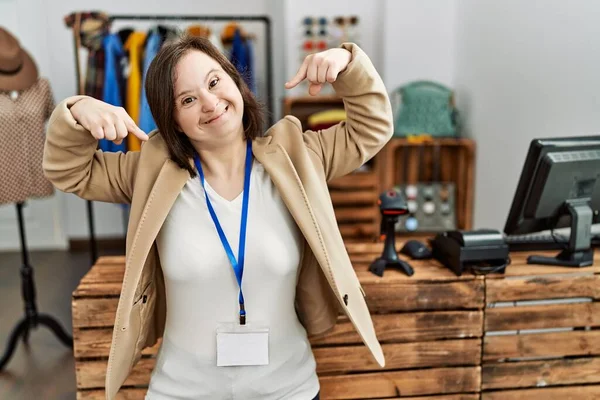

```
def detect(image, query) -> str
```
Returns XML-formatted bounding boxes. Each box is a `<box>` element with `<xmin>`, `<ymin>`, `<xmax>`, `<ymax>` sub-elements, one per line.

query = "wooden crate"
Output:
<box><xmin>72</xmin><ymin>243</ymin><xmax>484</xmax><ymax>399</ymax></box>
<box><xmin>481</xmin><ymin>251</ymin><xmax>600</xmax><ymax>400</ymax></box>
<box><xmin>328</xmin><ymin>171</ymin><xmax>380</xmax><ymax>240</ymax></box>
<box><xmin>379</xmin><ymin>138</ymin><xmax>476</xmax><ymax>231</ymax></box>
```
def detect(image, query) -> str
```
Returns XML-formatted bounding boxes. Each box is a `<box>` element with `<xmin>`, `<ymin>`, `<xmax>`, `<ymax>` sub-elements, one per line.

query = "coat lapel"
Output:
<box><xmin>252</xmin><ymin>140</ymin><xmax>336</xmax><ymax>287</ymax></box>
<box><xmin>126</xmin><ymin>159</ymin><xmax>190</xmax><ymax>289</ymax></box>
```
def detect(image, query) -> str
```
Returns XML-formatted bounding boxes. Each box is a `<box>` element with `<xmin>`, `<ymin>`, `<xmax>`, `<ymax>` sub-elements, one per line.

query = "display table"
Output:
<box><xmin>71</xmin><ymin>243</ymin><xmax>599</xmax><ymax>399</ymax></box>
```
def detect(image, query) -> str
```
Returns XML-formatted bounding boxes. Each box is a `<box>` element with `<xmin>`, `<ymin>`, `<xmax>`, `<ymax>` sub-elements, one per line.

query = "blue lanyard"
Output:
<box><xmin>193</xmin><ymin>139</ymin><xmax>253</xmax><ymax>325</ymax></box>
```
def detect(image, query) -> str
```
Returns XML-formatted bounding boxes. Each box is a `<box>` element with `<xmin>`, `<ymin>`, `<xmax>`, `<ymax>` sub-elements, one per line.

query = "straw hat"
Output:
<box><xmin>0</xmin><ymin>27</ymin><xmax>38</xmax><ymax>91</ymax></box>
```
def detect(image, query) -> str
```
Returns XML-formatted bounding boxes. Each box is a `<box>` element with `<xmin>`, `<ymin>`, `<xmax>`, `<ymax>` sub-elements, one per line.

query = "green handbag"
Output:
<box><xmin>392</xmin><ymin>80</ymin><xmax>459</xmax><ymax>137</ymax></box>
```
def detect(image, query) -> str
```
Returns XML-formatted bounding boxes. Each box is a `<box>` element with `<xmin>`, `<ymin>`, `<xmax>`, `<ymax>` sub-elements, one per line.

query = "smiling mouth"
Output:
<box><xmin>205</xmin><ymin>105</ymin><xmax>229</xmax><ymax>124</ymax></box>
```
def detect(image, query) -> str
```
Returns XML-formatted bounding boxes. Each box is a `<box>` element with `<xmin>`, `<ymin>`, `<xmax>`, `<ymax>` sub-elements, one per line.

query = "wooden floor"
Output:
<box><xmin>0</xmin><ymin>248</ymin><xmax>122</xmax><ymax>400</ymax></box>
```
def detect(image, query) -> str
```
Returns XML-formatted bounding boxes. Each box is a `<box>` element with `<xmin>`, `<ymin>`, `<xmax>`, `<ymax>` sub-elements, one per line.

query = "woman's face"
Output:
<box><xmin>173</xmin><ymin>50</ymin><xmax>244</xmax><ymax>147</ymax></box>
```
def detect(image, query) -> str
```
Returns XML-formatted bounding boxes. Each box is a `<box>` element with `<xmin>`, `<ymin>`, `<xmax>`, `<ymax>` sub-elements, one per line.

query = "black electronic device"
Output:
<box><xmin>504</xmin><ymin>136</ymin><xmax>600</xmax><ymax>267</ymax></box>
<box><xmin>400</xmin><ymin>240</ymin><xmax>433</xmax><ymax>260</ymax></box>
<box><xmin>370</xmin><ymin>189</ymin><xmax>414</xmax><ymax>277</ymax></box>
<box><xmin>430</xmin><ymin>229</ymin><xmax>510</xmax><ymax>276</ymax></box>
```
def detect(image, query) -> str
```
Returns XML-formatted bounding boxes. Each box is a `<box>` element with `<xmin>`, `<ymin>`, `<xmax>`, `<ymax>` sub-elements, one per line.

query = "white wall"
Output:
<box><xmin>454</xmin><ymin>0</ymin><xmax>600</xmax><ymax>230</ymax></box>
<box><xmin>382</xmin><ymin>0</ymin><xmax>456</xmax><ymax>93</ymax></box>
<box><xmin>0</xmin><ymin>0</ymin><xmax>286</xmax><ymax>249</ymax></box>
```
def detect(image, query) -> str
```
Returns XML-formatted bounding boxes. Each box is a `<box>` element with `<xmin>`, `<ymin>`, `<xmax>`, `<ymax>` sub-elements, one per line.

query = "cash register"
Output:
<box><xmin>431</xmin><ymin>135</ymin><xmax>600</xmax><ymax>275</ymax></box>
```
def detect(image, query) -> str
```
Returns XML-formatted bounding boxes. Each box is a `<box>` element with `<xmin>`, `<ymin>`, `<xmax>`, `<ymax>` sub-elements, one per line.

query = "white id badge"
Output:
<box><xmin>216</xmin><ymin>323</ymin><xmax>269</xmax><ymax>367</ymax></box>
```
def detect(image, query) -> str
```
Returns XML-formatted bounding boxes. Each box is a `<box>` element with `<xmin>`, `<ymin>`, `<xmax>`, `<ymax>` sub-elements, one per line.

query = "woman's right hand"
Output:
<box><xmin>70</xmin><ymin>97</ymin><xmax>148</xmax><ymax>146</ymax></box>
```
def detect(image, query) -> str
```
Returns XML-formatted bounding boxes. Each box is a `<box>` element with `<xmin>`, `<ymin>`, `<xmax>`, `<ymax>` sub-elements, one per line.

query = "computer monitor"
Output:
<box><xmin>504</xmin><ymin>136</ymin><xmax>600</xmax><ymax>267</ymax></box>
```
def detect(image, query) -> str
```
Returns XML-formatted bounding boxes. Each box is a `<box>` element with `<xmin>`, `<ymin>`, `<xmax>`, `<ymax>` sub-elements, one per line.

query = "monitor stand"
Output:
<box><xmin>528</xmin><ymin>199</ymin><xmax>594</xmax><ymax>267</ymax></box>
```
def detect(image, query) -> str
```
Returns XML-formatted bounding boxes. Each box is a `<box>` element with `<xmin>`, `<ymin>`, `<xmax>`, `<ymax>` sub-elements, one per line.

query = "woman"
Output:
<box><xmin>43</xmin><ymin>35</ymin><xmax>393</xmax><ymax>400</ymax></box>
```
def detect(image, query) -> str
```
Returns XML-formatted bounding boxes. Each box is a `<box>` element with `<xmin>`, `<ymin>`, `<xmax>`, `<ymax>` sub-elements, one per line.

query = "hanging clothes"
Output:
<box><xmin>0</xmin><ymin>78</ymin><xmax>55</xmax><ymax>204</ymax></box>
<box><xmin>156</xmin><ymin>24</ymin><xmax>180</xmax><ymax>44</ymax></box>
<box><xmin>64</xmin><ymin>12</ymin><xmax>110</xmax><ymax>99</ymax></box>
<box><xmin>117</xmin><ymin>28</ymin><xmax>134</xmax><ymax>108</ymax></box>
<box><xmin>123</xmin><ymin>31</ymin><xmax>146</xmax><ymax>151</ymax></box>
<box><xmin>139</xmin><ymin>31</ymin><xmax>161</xmax><ymax>134</ymax></box>
<box><xmin>230</xmin><ymin>28</ymin><xmax>255</xmax><ymax>93</ymax></box>
<box><xmin>100</xmin><ymin>33</ymin><xmax>127</xmax><ymax>153</ymax></box>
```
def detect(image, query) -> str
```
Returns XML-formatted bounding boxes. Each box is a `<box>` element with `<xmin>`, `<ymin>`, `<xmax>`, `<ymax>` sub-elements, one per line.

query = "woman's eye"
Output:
<box><xmin>182</xmin><ymin>97</ymin><xmax>194</xmax><ymax>105</ymax></box>
<box><xmin>209</xmin><ymin>77</ymin><xmax>220</xmax><ymax>89</ymax></box>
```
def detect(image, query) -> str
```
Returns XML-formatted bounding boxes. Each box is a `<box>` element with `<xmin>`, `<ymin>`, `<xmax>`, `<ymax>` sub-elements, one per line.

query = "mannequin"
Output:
<box><xmin>0</xmin><ymin>27</ymin><xmax>72</xmax><ymax>370</ymax></box>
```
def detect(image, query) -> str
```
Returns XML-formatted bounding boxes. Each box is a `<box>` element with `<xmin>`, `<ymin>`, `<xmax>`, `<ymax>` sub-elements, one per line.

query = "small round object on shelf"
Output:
<box><xmin>439</xmin><ymin>185</ymin><xmax>450</xmax><ymax>202</ymax></box>
<box><xmin>423</xmin><ymin>201</ymin><xmax>435</xmax><ymax>215</ymax></box>
<box><xmin>405</xmin><ymin>216</ymin><xmax>419</xmax><ymax>231</ymax></box>
<box><xmin>440</xmin><ymin>202</ymin><xmax>452</xmax><ymax>215</ymax></box>
<box><xmin>407</xmin><ymin>200</ymin><xmax>418</xmax><ymax>214</ymax></box>
<box><xmin>422</xmin><ymin>185</ymin><xmax>434</xmax><ymax>200</ymax></box>
<box><xmin>405</xmin><ymin>185</ymin><xmax>418</xmax><ymax>200</ymax></box>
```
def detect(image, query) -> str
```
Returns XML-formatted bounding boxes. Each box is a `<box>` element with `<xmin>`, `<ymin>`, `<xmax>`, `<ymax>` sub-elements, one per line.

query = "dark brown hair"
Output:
<box><xmin>145</xmin><ymin>34</ymin><xmax>265</xmax><ymax>176</ymax></box>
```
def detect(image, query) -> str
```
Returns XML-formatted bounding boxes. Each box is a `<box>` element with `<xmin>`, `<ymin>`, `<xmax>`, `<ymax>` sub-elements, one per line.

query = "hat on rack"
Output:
<box><xmin>0</xmin><ymin>27</ymin><xmax>38</xmax><ymax>91</ymax></box>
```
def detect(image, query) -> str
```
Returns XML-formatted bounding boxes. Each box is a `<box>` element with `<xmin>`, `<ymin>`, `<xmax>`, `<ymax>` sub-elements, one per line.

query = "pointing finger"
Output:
<box><xmin>285</xmin><ymin>58</ymin><xmax>308</xmax><ymax>89</ymax></box>
<box><xmin>125</xmin><ymin>117</ymin><xmax>148</xmax><ymax>141</ymax></box>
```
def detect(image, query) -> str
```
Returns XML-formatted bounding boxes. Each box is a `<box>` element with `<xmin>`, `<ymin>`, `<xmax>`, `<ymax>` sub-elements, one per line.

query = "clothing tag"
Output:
<box><xmin>216</xmin><ymin>323</ymin><xmax>269</xmax><ymax>367</ymax></box>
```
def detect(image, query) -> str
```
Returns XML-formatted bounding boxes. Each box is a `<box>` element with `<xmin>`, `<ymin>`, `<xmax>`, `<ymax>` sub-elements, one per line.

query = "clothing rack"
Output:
<box><xmin>108</xmin><ymin>14</ymin><xmax>274</xmax><ymax>121</ymax></box>
<box><xmin>68</xmin><ymin>14</ymin><xmax>274</xmax><ymax>264</ymax></box>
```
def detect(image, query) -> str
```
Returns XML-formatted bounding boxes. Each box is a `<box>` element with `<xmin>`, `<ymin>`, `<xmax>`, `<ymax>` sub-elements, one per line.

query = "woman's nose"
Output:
<box><xmin>198</xmin><ymin>89</ymin><xmax>218</xmax><ymax>113</ymax></box>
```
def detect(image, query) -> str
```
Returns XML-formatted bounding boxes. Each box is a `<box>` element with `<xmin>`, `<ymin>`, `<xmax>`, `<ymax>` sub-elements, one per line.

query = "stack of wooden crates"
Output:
<box><xmin>72</xmin><ymin>247</ymin><xmax>600</xmax><ymax>399</ymax></box>
<box><xmin>72</xmin><ymin>243</ymin><xmax>485</xmax><ymax>399</ymax></box>
<box><xmin>481</xmin><ymin>252</ymin><xmax>600</xmax><ymax>400</ymax></box>
<box><xmin>283</xmin><ymin>96</ymin><xmax>476</xmax><ymax>241</ymax></box>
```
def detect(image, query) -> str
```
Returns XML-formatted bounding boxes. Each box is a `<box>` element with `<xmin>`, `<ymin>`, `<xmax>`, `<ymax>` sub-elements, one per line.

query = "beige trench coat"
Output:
<box><xmin>43</xmin><ymin>43</ymin><xmax>393</xmax><ymax>399</ymax></box>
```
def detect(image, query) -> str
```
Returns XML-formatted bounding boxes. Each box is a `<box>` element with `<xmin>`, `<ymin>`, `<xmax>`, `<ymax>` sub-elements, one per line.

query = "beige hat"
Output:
<box><xmin>0</xmin><ymin>27</ymin><xmax>38</xmax><ymax>91</ymax></box>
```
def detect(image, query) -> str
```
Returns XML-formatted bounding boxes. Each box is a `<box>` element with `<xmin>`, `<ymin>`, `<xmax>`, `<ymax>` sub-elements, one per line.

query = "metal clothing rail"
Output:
<box><xmin>68</xmin><ymin>13</ymin><xmax>274</xmax><ymax>265</ymax></box>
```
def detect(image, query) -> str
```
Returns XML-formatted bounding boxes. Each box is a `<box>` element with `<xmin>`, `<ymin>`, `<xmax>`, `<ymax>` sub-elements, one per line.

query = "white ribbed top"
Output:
<box><xmin>146</xmin><ymin>160</ymin><xmax>320</xmax><ymax>400</ymax></box>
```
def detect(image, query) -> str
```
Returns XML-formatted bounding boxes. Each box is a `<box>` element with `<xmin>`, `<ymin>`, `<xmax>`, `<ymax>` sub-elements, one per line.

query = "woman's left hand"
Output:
<box><xmin>285</xmin><ymin>48</ymin><xmax>352</xmax><ymax>96</ymax></box>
